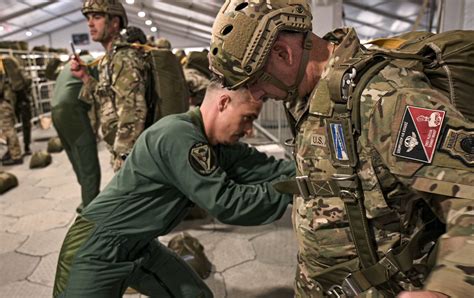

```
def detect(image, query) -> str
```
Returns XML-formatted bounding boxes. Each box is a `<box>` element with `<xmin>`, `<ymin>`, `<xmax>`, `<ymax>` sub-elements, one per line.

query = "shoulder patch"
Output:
<box><xmin>393</xmin><ymin>106</ymin><xmax>445</xmax><ymax>163</ymax></box>
<box><xmin>189</xmin><ymin>143</ymin><xmax>217</xmax><ymax>176</ymax></box>
<box><xmin>439</xmin><ymin>126</ymin><xmax>474</xmax><ymax>166</ymax></box>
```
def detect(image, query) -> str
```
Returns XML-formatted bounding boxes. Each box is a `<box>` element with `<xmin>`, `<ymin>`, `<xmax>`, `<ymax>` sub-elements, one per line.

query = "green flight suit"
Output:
<box><xmin>51</xmin><ymin>57</ymin><xmax>100</xmax><ymax>207</ymax></box>
<box><xmin>54</xmin><ymin>108</ymin><xmax>295</xmax><ymax>297</ymax></box>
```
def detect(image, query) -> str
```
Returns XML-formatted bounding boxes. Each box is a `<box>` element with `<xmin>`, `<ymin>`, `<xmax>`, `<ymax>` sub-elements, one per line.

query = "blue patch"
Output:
<box><xmin>330</xmin><ymin>123</ymin><xmax>349</xmax><ymax>161</ymax></box>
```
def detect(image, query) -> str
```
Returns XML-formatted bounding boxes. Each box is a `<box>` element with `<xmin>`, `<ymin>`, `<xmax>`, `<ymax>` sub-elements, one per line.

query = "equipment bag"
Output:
<box><xmin>146</xmin><ymin>48</ymin><xmax>190</xmax><ymax>126</ymax></box>
<box><xmin>29</xmin><ymin>151</ymin><xmax>52</xmax><ymax>169</ymax></box>
<box><xmin>167</xmin><ymin>232</ymin><xmax>212</xmax><ymax>279</ymax></box>
<box><xmin>1</xmin><ymin>56</ymin><xmax>28</xmax><ymax>92</ymax></box>
<box><xmin>47</xmin><ymin>137</ymin><xmax>64</xmax><ymax>153</ymax></box>
<box><xmin>0</xmin><ymin>171</ymin><xmax>18</xmax><ymax>194</ymax></box>
<box><xmin>360</xmin><ymin>30</ymin><xmax>474</xmax><ymax>122</ymax></box>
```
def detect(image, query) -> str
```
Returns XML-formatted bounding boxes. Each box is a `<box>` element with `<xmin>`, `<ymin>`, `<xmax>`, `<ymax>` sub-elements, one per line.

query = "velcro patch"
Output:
<box><xmin>393</xmin><ymin>106</ymin><xmax>445</xmax><ymax>163</ymax></box>
<box><xmin>329</xmin><ymin>123</ymin><xmax>349</xmax><ymax>161</ymax></box>
<box><xmin>311</xmin><ymin>134</ymin><xmax>327</xmax><ymax>147</ymax></box>
<box><xmin>189</xmin><ymin>143</ymin><xmax>217</xmax><ymax>176</ymax></box>
<box><xmin>439</xmin><ymin>127</ymin><xmax>474</xmax><ymax>166</ymax></box>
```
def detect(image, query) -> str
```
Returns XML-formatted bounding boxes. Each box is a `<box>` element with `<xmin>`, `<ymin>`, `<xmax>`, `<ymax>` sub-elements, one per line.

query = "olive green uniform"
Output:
<box><xmin>51</xmin><ymin>56</ymin><xmax>101</xmax><ymax>207</ymax></box>
<box><xmin>54</xmin><ymin>108</ymin><xmax>295</xmax><ymax>297</ymax></box>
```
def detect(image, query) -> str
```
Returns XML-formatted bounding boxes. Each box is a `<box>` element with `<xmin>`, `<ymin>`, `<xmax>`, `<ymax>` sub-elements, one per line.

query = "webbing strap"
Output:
<box><xmin>347</xmin><ymin>219</ymin><xmax>443</xmax><ymax>292</ymax></box>
<box><xmin>272</xmin><ymin>177</ymin><xmax>339</xmax><ymax>198</ymax></box>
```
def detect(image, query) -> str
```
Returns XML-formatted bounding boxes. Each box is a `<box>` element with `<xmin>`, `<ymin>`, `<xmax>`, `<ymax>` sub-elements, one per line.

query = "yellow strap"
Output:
<box><xmin>0</xmin><ymin>58</ymin><xmax>4</xmax><ymax>75</ymax></box>
<box><xmin>365</xmin><ymin>38</ymin><xmax>407</xmax><ymax>50</ymax></box>
<box><xmin>86</xmin><ymin>55</ymin><xmax>104</xmax><ymax>68</ymax></box>
<box><xmin>130</xmin><ymin>43</ymin><xmax>157</xmax><ymax>52</ymax></box>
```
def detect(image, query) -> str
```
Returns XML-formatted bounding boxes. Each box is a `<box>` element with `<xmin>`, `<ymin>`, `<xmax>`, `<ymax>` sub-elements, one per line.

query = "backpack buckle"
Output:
<box><xmin>326</xmin><ymin>285</ymin><xmax>346</xmax><ymax>298</ymax></box>
<box><xmin>341</xmin><ymin>67</ymin><xmax>357</xmax><ymax>102</ymax></box>
<box><xmin>341</xmin><ymin>274</ymin><xmax>364</xmax><ymax>297</ymax></box>
<box><xmin>295</xmin><ymin>175</ymin><xmax>314</xmax><ymax>201</ymax></box>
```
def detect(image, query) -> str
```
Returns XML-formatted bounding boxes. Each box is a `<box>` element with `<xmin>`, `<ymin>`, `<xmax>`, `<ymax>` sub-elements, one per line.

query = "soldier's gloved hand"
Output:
<box><xmin>397</xmin><ymin>291</ymin><xmax>448</xmax><ymax>298</ymax></box>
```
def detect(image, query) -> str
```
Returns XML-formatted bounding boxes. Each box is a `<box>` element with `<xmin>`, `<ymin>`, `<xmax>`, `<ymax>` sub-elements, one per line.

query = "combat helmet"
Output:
<box><xmin>209</xmin><ymin>0</ymin><xmax>312</xmax><ymax>92</ymax></box>
<box><xmin>156</xmin><ymin>38</ymin><xmax>172</xmax><ymax>50</ymax></box>
<box><xmin>82</xmin><ymin>0</ymin><xmax>128</xmax><ymax>28</ymax></box>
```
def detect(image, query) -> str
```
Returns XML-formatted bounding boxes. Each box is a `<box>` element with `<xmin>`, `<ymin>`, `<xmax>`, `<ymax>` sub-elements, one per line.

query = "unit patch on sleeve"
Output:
<box><xmin>189</xmin><ymin>143</ymin><xmax>217</xmax><ymax>176</ymax></box>
<box><xmin>393</xmin><ymin>106</ymin><xmax>445</xmax><ymax>163</ymax></box>
<box><xmin>439</xmin><ymin>127</ymin><xmax>474</xmax><ymax>166</ymax></box>
<box><xmin>329</xmin><ymin>123</ymin><xmax>349</xmax><ymax>161</ymax></box>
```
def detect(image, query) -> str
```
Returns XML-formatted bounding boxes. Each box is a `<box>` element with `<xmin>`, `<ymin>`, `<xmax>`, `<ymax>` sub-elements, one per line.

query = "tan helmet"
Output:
<box><xmin>82</xmin><ymin>0</ymin><xmax>128</xmax><ymax>28</ymax></box>
<box><xmin>156</xmin><ymin>38</ymin><xmax>172</xmax><ymax>50</ymax></box>
<box><xmin>209</xmin><ymin>0</ymin><xmax>312</xmax><ymax>90</ymax></box>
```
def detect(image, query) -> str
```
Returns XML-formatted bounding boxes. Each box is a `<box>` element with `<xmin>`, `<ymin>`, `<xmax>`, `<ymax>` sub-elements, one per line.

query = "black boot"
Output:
<box><xmin>1</xmin><ymin>151</ymin><xmax>11</xmax><ymax>162</ymax></box>
<box><xmin>24</xmin><ymin>145</ymin><xmax>32</xmax><ymax>156</ymax></box>
<box><xmin>3</xmin><ymin>157</ymin><xmax>23</xmax><ymax>166</ymax></box>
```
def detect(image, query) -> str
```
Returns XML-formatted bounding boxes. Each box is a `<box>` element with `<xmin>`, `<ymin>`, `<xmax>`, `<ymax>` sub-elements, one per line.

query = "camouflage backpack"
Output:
<box><xmin>119</xmin><ymin>39</ymin><xmax>189</xmax><ymax>127</ymax></box>
<box><xmin>338</xmin><ymin>30</ymin><xmax>474</xmax><ymax>123</ymax></box>
<box><xmin>0</xmin><ymin>171</ymin><xmax>18</xmax><ymax>194</ymax></box>
<box><xmin>0</xmin><ymin>56</ymin><xmax>28</xmax><ymax>92</ymax></box>
<box><xmin>29</xmin><ymin>151</ymin><xmax>52</xmax><ymax>169</ymax></box>
<box><xmin>167</xmin><ymin>232</ymin><xmax>212</xmax><ymax>279</ymax></box>
<box><xmin>145</xmin><ymin>47</ymin><xmax>190</xmax><ymax>126</ymax></box>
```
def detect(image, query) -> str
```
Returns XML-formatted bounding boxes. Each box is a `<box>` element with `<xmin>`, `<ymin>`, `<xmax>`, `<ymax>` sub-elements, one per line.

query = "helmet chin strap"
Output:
<box><xmin>257</xmin><ymin>32</ymin><xmax>312</xmax><ymax>102</ymax></box>
<box><xmin>97</xmin><ymin>14</ymin><xmax>113</xmax><ymax>42</ymax></box>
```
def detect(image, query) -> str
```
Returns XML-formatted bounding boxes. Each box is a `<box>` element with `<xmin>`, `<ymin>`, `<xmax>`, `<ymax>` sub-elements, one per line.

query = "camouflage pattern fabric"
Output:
<box><xmin>80</xmin><ymin>36</ymin><xmax>147</xmax><ymax>172</ymax></box>
<box><xmin>183</xmin><ymin>68</ymin><xmax>210</xmax><ymax>106</ymax></box>
<box><xmin>293</xmin><ymin>28</ymin><xmax>474</xmax><ymax>297</ymax></box>
<box><xmin>0</xmin><ymin>87</ymin><xmax>22</xmax><ymax>160</ymax></box>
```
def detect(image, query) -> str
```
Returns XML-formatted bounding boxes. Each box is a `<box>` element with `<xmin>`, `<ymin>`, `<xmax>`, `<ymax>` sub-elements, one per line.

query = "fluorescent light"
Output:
<box><xmin>138</xmin><ymin>11</ymin><xmax>146</xmax><ymax>18</ymax></box>
<box><xmin>150</xmin><ymin>26</ymin><xmax>157</xmax><ymax>32</ymax></box>
<box><xmin>25</xmin><ymin>30</ymin><xmax>32</xmax><ymax>37</ymax></box>
<box><xmin>0</xmin><ymin>25</ymin><xmax>4</xmax><ymax>32</ymax></box>
<box><xmin>125</xmin><ymin>0</ymin><xmax>135</xmax><ymax>4</ymax></box>
<box><xmin>145</xmin><ymin>19</ymin><xmax>152</xmax><ymax>26</ymax></box>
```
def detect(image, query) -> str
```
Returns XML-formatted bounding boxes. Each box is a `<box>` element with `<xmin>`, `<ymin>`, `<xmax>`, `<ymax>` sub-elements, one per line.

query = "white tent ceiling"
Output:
<box><xmin>0</xmin><ymin>0</ymin><xmax>443</xmax><ymax>50</ymax></box>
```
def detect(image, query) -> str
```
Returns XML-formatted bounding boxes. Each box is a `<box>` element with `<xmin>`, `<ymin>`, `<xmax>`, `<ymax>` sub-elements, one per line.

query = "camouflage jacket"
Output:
<box><xmin>292</xmin><ymin>27</ymin><xmax>473</xmax><ymax>297</ymax></box>
<box><xmin>80</xmin><ymin>36</ymin><xmax>148</xmax><ymax>157</ymax></box>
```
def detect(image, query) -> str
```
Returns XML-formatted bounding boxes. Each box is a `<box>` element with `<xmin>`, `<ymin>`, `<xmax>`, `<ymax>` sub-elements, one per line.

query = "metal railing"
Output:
<box><xmin>254</xmin><ymin>99</ymin><xmax>293</xmax><ymax>157</ymax></box>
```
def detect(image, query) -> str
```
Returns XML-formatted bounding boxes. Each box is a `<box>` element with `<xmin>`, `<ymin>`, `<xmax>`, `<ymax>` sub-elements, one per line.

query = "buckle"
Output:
<box><xmin>326</xmin><ymin>285</ymin><xmax>346</xmax><ymax>298</ymax></box>
<box><xmin>339</xmin><ymin>190</ymin><xmax>358</xmax><ymax>204</ymax></box>
<box><xmin>379</xmin><ymin>249</ymin><xmax>400</xmax><ymax>277</ymax></box>
<box><xmin>331</xmin><ymin>173</ymin><xmax>357</xmax><ymax>181</ymax></box>
<box><xmin>295</xmin><ymin>175</ymin><xmax>314</xmax><ymax>201</ymax></box>
<box><xmin>341</xmin><ymin>274</ymin><xmax>363</xmax><ymax>297</ymax></box>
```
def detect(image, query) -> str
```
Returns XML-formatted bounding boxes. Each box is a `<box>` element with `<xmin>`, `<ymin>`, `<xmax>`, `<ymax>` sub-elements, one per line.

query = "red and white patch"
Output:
<box><xmin>393</xmin><ymin>106</ymin><xmax>446</xmax><ymax>163</ymax></box>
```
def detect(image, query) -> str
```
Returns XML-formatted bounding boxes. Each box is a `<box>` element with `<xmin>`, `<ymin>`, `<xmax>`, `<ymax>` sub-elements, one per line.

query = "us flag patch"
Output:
<box><xmin>393</xmin><ymin>106</ymin><xmax>445</xmax><ymax>163</ymax></box>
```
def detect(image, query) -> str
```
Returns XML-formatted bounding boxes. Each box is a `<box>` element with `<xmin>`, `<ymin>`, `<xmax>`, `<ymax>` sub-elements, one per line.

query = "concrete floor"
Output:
<box><xmin>0</xmin><ymin>125</ymin><xmax>297</xmax><ymax>298</ymax></box>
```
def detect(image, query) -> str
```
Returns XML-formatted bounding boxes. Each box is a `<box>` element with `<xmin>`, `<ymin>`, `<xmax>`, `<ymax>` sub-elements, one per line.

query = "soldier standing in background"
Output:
<box><xmin>71</xmin><ymin>0</ymin><xmax>148</xmax><ymax>172</ymax></box>
<box><xmin>183</xmin><ymin>50</ymin><xmax>211</xmax><ymax>107</ymax></box>
<box><xmin>209</xmin><ymin>1</ymin><xmax>473</xmax><ymax>297</ymax></box>
<box><xmin>0</xmin><ymin>84</ymin><xmax>23</xmax><ymax>166</ymax></box>
<box><xmin>51</xmin><ymin>51</ymin><xmax>101</xmax><ymax>210</ymax></box>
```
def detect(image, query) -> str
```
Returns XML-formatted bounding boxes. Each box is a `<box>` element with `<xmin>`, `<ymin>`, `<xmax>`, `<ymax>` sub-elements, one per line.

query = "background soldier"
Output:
<box><xmin>183</xmin><ymin>50</ymin><xmax>211</xmax><ymax>106</ymax></box>
<box><xmin>71</xmin><ymin>0</ymin><xmax>148</xmax><ymax>172</ymax></box>
<box><xmin>209</xmin><ymin>1</ymin><xmax>473</xmax><ymax>297</ymax></box>
<box><xmin>0</xmin><ymin>84</ymin><xmax>23</xmax><ymax>165</ymax></box>
<box><xmin>51</xmin><ymin>51</ymin><xmax>101</xmax><ymax>210</ymax></box>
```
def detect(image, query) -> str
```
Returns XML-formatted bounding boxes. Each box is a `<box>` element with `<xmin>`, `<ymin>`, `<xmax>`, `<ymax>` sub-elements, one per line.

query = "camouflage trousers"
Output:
<box><xmin>0</xmin><ymin>99</ymin><xmax>22</xmax><ymax>159</ymax></box>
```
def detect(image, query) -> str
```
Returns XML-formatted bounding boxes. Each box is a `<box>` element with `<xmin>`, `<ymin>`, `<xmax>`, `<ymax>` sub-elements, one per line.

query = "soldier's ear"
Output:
<box><xmin>218</xmin><ymin>94</ymin><xmax>230</xmax><ymax>112</ymax></box>
<box><xmin>271</xmin><ymin>40</ymin><xmax>293</xmax><ymax>66</ymax></box>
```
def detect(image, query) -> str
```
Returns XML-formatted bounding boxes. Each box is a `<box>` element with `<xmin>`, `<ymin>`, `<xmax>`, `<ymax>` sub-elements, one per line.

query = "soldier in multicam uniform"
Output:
<box><xmin>183</xmin><ymin>51</ymin><xmax>211</xmax><ymax>106</ymax></box>
<box><xmin>209</xmin><ymin>1</ymin><xmax>473</xmax><ymax>297</ymax></box>
<box><xmin>0</xmin><ymin>83</ymin><xmax>23</xmax><ymax>165</ymax></box>
<box><xmin>71</xmin><ymin>0</ymin><xmax>147</xmax><ymax>172</ymax></box>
